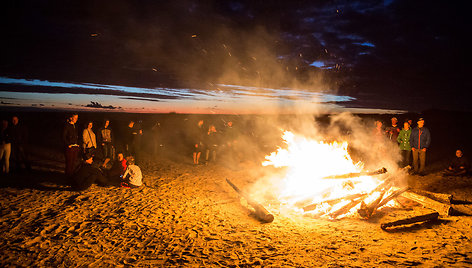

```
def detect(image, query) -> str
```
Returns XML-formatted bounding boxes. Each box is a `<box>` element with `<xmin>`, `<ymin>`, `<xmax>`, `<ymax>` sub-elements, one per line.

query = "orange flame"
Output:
<box><xmin>263</xmin><ymin>131</ymin><xmax>384</xmax><ymax>218</ymax></box>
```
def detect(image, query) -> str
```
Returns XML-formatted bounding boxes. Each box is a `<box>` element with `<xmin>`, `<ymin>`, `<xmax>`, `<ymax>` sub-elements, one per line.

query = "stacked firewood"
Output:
<box><xmin>300</xmin><ymin>171</ymin><xmax>406</xmax><ymax>219</ymax></box>
<box><xmin>298</xmin><ymin>167</ymin><xmax>472</xmax><ymax>230</ymax></box>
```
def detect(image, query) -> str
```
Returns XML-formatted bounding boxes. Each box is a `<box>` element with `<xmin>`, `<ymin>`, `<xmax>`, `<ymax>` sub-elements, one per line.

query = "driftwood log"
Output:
<box><xmin>409</xmin><ymin>189</ymin><xmax>453</xmax><ymax>204</ymax></box>
<box><xmin>380</xmin><ymin>212</ymin><xmax>439</xmax><ymax>230</ymax></box>
<box><xmin>322</xmin><ymin>167</ymin><xmax>387</xmax><ymax>179</ymax></box>
<box><xmin>225</xmin><ymin>178</ymin><xmax>274</xmax><ymax>223</ymax></box>
<box><xmin>400</xmin><ymin>190</ymin><xmax>452</xmax><ymax>216</ymax></box>
<box><xmin>451</xmin><ymin>204</ymin><xmax>472</xmax><ymax>216</ymax></box>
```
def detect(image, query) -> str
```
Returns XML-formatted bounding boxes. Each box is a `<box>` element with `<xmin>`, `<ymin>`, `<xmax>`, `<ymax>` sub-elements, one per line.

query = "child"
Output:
<box><xmin>121</xmin><ymin>156</ymin><xmax>142</xmax><ymax>188</ymax></box>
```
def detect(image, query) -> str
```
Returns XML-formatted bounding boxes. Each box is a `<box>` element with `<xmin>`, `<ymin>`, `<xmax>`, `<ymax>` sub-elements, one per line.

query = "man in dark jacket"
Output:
<box><xmin>62</xmin><ymin>114</ymin><xmax>80</xmax><ymax>177</ymax></box>
<box><xmin>409</xmin><ymin>118</ymin><xmax>431</xmax><ymax>175</ymax></box>
<box><xmin>10</xmin><ymin>116</ymin><xmax>31</xmax><ymax>172</ymax></box>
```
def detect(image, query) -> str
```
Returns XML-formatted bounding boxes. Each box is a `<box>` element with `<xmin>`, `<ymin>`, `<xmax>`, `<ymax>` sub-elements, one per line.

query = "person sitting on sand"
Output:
<box><xmin>121</xmin><ymin>156</ymin><xmax>142</xmax><ymax>188</ymax></box>
<box><xmin>443</xmin><ymin>149</ymin><xmax>470</xmax><ymax>176</ymax></box>
<box><xmin>71</xmin><ymin>152</ymin><xmax>110</xmax><ymax>191</ymax></box>
<box><xmin>107</xmin><ymin>152</ymin><xmax>127</xmax><ymax>184</ymax></box>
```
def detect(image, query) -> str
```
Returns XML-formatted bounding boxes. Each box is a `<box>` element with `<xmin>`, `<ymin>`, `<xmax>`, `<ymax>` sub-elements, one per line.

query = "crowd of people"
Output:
<box><xmin>375</xmin><ymin>116</ymin><xmax>469</xmax><ymax>177</ymax></box>
<box><xmin>0</xmin><ymin>114</ymin><xmax>470</xmax><ymax>190</ymax></box>
<box><xmin>62</xmin><ymin>114</ymin><xmax>144</xmax><ymax>191</ymax></box>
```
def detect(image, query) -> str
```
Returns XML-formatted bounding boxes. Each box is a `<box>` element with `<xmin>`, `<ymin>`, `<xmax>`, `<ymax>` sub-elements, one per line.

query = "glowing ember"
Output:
<box><xmin>263</xmin><ymin>131</ymin><xmax>388</xmax><ymax>218</ymax></box>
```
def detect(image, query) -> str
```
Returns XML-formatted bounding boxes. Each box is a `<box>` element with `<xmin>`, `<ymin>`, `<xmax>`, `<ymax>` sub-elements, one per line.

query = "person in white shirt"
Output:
<box><xmin>121</xmin><ymin>156</ymin><xmax>142</xmax><ymax>188</ymax></box>
<box><xmin>83</xmin><ymin>121</ymin><xmax>97</xmax><ymax>154</ymax></box>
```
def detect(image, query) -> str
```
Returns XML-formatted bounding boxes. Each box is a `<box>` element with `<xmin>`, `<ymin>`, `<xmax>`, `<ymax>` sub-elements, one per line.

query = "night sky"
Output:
<box><xmin>0</xmin><ymin>0</ymin><xmax>470</xmax><ymax>113</ymax></box>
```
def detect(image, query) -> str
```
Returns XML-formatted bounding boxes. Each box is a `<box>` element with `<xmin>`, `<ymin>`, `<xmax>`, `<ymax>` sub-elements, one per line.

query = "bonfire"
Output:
<box><xmin>261</xmin><ymin>130</ymin><xmax>398</xmax><ymax>219</ymax></box>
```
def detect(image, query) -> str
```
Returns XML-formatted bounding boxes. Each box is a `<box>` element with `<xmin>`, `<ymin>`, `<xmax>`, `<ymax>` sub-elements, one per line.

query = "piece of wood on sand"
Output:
<box><xmin>400</xmin><ymin>190</ymin><xmax>452</xmax><ymax>216</ymax></box>
<box><xmin>409</xmin><ymin>189</ymin><xmax>453</xmax><ymax>204</ymax></box>
<box><xmin>450</xmin><ymin>204</ymin><xmax>472</xmax><ymax>216</ymax></box>
<box><xmin>225</xmin><ymin>178</ymin><xmax>274</xmax><ymax>223</ymax></box>
<box><xmin>381</xmin><ymin>212</ymin><xmax>439</xmax><ymax>230</ymax></box>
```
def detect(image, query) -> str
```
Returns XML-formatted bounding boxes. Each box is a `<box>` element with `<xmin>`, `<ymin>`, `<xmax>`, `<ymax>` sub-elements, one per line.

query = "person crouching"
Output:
<box><xmin>71</xmin><ymin>152</ymin><xmax>110</xmax><ymax>191</ymax></box>
<box><xmin>121</xmin><ymin>156</ymin><xmax>142</xmax><ymax>188</ymax></box>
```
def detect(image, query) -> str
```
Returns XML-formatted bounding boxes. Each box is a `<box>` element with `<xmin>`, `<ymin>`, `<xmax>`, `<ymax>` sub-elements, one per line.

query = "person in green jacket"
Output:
<box><xmin>397</xmin><ymin>121</ymin><xmax>412</xmax><ymax>167</ymax></box>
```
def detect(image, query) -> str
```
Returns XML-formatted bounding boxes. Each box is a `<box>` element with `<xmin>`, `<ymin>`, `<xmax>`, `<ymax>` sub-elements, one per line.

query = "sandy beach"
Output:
<box><xmin>1</xmin><ymin>110</ymin><xmax>472</xmax><ymax>267</ymax></box>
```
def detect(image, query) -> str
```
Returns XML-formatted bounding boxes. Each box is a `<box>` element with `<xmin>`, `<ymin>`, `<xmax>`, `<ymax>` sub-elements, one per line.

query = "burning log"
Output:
<box><xmin>400</xmin><ymin>190</ymin><xmax>452</xmax><ymax>216</ymax></box>
<box><xmin>380</xmin><ymin>212</ymin><xmax>439</xmax><ymax>230</ymax></box>
<box><xmin>329</xmin><ymin>196</ymin><xmax>365</xmax><ymax>218</ymax></box>
<box><xmin>357</xmin><ymin>187</ymin><xmax>409</xmax><ymax>219</ymax></box>
<box><xmin>303</xmin><ymin>193</ymin><xmax>367</xmax><ymax>212</ymax></box>
<box><xmin>293</xmin><ymin>180</ymin><xmax>361</xmax><ymax>208</ymax></box>
<box><xmin>322</xmin><ymin>167</ymin><xmax>387</xmax><ymax>180</ymax></box>
<box><xmin>325</xmin><ymin>176</ymin><xmax>396</xmax><ymax>218</ymax></box>
<box><xmin>225</xmin><ymin>178</ymin><xmax>274</xmax><ymax>223</ymax></box>
<box><xmin>357</xmin><ymin>191</ymin><xmax>386</xmax><ymax>219</ymax></box>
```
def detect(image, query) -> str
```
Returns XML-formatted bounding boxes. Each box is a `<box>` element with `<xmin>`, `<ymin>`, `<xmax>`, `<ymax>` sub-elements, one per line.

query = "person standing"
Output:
<box><xmin>82</xmin><ymin>121</ymin><xmax>97</xmax><ymax>155</ymax></box>
<box><xmin>98</xmin><ymin>119</ymin><xmax>114</xmax><ymax>160</ymax></box>
<box><xmin>124</xmin><ymin>121</ymin><xmax>137</xmax><ymax>157</ymax></box>
<box><xmin>397</xmin><ymin>121</ymin><xmax>412</xmax><ymax>167</ymax></box>
<box><xmin>193</xmin><ymin>119</ymin><xmax>205</xmax><ymax>165</ymax></box>
<box><xmin>151</xmin><ymin>121</ymin><xmax>161</xmax><ymax>157</ymax></box>
<box><xmin>386</xmin><ymin>117</ymin><xmax>400</xmax><ymax>141</ymax></box>
<box><xmin>10</xmin><ymin>116</ymin><xmax>31</xmax><ymax>172</ymax></box>
<box><xmin>63</xmin><ymin>114</ymin><xmax>80</xmax><ymax>177</ymax></box>
<box><xmin>409</xmin><ymin>118</ymin><xmax>431</xmax><ymax>175</ymax></box>
<box><xmin>0</xmin><ymin>119</ymin><xmax>12</xmax><ymax>174</ymax></box>
<box><xmin>205</xmin><ymin>124</ymin><xmax>219</xmax><ymax>165</ymax></box>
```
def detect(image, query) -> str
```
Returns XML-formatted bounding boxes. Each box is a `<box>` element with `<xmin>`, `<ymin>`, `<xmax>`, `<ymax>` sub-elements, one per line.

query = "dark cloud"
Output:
<box><xmin>0</xmin><ymin>0</ymin><xmax>469</xmax><ymax>111</ymax></box>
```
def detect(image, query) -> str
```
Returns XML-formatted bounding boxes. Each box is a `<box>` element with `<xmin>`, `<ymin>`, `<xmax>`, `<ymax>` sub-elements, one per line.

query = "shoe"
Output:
<box><xmin>121</xmin><ymin>182</ymin><xmax>130</xmax><ymax>188</ymax></box>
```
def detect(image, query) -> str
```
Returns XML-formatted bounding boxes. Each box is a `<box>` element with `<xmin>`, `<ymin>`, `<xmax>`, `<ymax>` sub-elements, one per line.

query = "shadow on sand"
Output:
<box><xmin>0</xmin><ymin>169</ymin><xmax>73</xmax><ymax>191</ymax></box>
